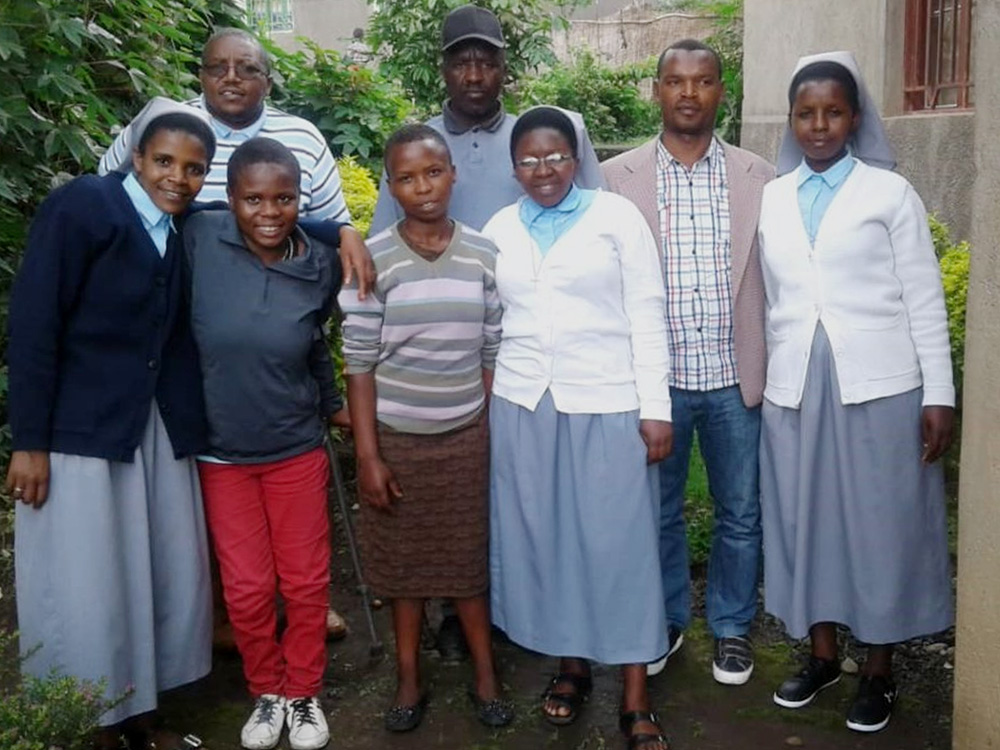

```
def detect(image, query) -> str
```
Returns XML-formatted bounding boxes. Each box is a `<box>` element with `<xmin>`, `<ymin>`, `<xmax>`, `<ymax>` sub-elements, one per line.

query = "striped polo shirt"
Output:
<box><xmin>339</xmin><ymin>222</ymin><xmax>502</xmax><ymax>435</ymax></box>
<box><xmin>98</xmin><ymin>97</ymin><xmax>350</xmax><ymax>222</ymax></box>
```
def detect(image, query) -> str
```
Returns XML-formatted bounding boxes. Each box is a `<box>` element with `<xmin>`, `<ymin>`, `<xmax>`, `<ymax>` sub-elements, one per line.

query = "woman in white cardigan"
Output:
<box><xmin>758</xmin><ymin>52</ymin><xmax>955</xmax><ymax>734</ymax></box>
<box><xmin>482</xmin><ymin>107</ymin><xmax>673</xmax><ymax>750</ymax></box>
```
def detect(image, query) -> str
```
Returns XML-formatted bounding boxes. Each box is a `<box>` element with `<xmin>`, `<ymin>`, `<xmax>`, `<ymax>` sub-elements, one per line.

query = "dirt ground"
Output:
<box><xmin>1</xmin><ymin>448</ymin><xmax>954</xmax><ymax>750</ymax></box>
<box><xmin>155</xmin><ymin>451</ymin><xmax>955</xmax><ymax>750</ymax></box>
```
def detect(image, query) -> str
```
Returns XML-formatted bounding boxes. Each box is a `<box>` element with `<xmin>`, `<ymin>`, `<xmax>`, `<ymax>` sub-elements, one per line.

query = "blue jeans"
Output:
<box><xmin>658</xmin><ymin>385</ymin><xmax>761</xmax><ymax>638</ymax></box>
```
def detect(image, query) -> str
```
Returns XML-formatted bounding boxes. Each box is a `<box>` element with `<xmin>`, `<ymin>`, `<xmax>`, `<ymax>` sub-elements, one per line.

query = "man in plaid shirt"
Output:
<box><xmin>603</xmin><ymin>39</ymin><xmax>774</xmax><ymax>686</ymax></box>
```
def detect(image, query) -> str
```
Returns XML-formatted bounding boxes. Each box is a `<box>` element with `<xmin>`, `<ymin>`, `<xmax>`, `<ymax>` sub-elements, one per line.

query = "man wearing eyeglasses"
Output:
<box><xmin>370</xmin><ymin>4</ymin><xmax>605</xmax><ymax>234</ymax></box>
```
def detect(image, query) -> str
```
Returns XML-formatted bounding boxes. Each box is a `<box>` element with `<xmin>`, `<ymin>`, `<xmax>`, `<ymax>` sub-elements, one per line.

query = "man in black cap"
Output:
<box><xmin>370</xmin><ymin>4</ymin><xmax>605</xmax><ymax>233</ymax></box>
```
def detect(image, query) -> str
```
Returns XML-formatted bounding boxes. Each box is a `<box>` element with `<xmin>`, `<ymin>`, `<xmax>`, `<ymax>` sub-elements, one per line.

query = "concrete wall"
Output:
<box><xmin>952</xmin><ymin>0</ymin><xmax>1000</xmax><ymax>746</ymax></box>
<box><xmin>552</xmin><ymin>9</ymin><xmax>715</xmax><ymax>68</ymax></box>
<box><xmin>741</xmin><ymin>0</ymin><xmax>974</xmax><ymax>240</ymax></box>
<box><xmin>269</xmin><ymin>0</ymin><xmax>370</xmax><ymax>54</ymax></box>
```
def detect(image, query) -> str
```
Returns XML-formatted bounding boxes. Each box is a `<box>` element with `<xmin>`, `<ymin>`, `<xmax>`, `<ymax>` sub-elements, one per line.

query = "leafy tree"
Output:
<box><xmin>266</xmin><ymin>38</ymin><xmax>412</xmax><ymax>167</ymax></box>
<box><xmin>518</xmin><ymin>50</ymin><xmax>660</xmax><ymax>144</ymax></box>
<box><xmin>366</xmin><ymin>0</ymin><xmax>585</xmax><ymax>115</ymax></box>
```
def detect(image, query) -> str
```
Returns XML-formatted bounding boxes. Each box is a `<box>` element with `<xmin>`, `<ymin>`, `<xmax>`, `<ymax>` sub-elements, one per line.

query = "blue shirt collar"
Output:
<box><xmin>200</xmin><ymin>94</ymin><xmax>268</xmax><ymax>140</ymax></box>
<box><xmin>797</xmin><ymin>152</ymin><xmax>854</xmax><ymax>188</ymax></box>
<box><xmin>122</xmin><ymin>172</ymin><xmax>172</xmax><ymax>232</ymax></box>
<box><xmin>521</xmin><ymin>183</ymin><xmax>582</xmax><ymax>224</ymax></box>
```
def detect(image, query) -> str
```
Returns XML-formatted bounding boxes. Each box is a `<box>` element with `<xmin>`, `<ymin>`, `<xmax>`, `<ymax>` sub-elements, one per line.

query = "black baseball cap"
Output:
<box><xmin>441</xmin><ymin>5</ymin><xmax>506</xmax><ymax>51</ymax></box>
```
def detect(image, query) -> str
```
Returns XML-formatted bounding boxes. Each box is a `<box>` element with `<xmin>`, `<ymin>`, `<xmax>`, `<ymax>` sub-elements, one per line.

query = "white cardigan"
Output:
<box><xmin>758</xmin><ymin>159</ymin><xmax>954</xmax><ymax>409</ymax></box>
<box><xmin>482</xmin><ymin>191</ymin><xmax>672</xmax><ymax>421</ymax></box>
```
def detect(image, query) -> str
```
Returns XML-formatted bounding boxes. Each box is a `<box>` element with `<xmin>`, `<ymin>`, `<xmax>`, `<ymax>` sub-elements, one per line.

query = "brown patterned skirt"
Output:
<box><xmin>358</xmin><ymin>411</ymin><xmax>488</xmax><ymax>599</ymax></box>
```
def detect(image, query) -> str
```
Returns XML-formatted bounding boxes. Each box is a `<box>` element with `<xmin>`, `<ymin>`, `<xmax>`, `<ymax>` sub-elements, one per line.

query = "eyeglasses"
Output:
<box><xmin>201</xmin><ymin>62</ymin><xmax>268</xmax><ymax>80</ymax></box>
<box><xmin>514</xmin><ymin>153</ymin><xmax>575</xmax><ymax>171</ymax></box>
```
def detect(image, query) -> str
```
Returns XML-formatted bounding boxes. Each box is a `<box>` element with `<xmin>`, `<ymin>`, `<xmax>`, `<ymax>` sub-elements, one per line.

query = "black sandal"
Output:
<box><xmin>468</xmin><ymin>687</ymin><xmax>515</xmax><ymax>727</ymax></box>
<box><xmin>384</xmin><ymin>694</ymin><xmax>429</xmax><ymax>733</ymax></box>
<box><xmin>619</xmin><ymin>710</ymin><xmax>670</xmax><ymax>750</ymax></box>
<box><xmin>541</xmin><ymin>671</ymin><xmax>593</xmax><ymax>726</ymax></box>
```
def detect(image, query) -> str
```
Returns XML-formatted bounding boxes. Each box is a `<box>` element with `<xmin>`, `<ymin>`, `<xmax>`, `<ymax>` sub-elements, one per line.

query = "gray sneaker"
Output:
<box><xmin>713</xmin><ymin>636</ymin><xmax>754</xmax><ymax>685</ymax></box>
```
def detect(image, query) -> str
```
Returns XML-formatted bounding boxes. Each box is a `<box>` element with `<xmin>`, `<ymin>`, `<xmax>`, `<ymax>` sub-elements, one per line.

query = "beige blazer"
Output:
<box><xmin>602</xmin><ymin>137</ymin><xmax>774</xmax><ymax>407</ymax></box>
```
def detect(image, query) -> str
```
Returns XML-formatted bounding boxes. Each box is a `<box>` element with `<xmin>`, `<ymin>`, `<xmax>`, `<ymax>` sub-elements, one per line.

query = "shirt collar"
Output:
<box><xmin>122</xmin><ymin>172</ymin><xmax>172</xmax><ymax>232</ymax></box>
<box><xmin>657</xmin><ymin>135</ymin><xmax>723</xmax><ymax>168</ymax></box>
<box><xmin>797</xmin><ymin>152</ymin><xmax>855</xmax><ymax>188</ymax></box>
<box><xmin>199</xmin><ymin>94</ymin><xmax>268</xmax><ymax>140</ymax></box>
<box><xmin>441</xmin><ymin>100</ymin><xmax>506</xmax><ymax>134</ymax></box>
<box><xmin>521</xmin><ymin>183</ymin><xmax>582</xmax><ymax>224</ymax></box>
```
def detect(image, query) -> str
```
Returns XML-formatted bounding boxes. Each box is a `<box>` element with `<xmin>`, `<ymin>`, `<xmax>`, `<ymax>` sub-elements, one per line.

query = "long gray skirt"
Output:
<box><xmin>760</xmin><ymin>327</ymin><xmax>953</xmax><ymax>643</ymax></box>
<box><xmin>489</xmin><ymin>391</ymin><xmax>667</xmax><ymax>665</ymax></box>
<box><xmin>15</xmin><ymin>404</ymin><xmax>212</xmax><ymax>725</ymax></box>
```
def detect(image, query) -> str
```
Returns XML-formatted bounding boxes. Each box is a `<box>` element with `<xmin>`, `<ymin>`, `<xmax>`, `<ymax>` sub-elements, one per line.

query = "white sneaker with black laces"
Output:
<box><xmin>286</xmin><ymin>696</ymin><xmax>330</xmax><ymax>750</ymax></box>
<box><xmin>241</xmin><ymin>694</ymin><xmax>285</xmax><ymax>750</ymax></box>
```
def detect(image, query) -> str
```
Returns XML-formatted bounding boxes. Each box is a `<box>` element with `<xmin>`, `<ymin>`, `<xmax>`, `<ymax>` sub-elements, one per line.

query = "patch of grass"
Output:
<box><xmin>684</xmin><ymin>444</ymin><xmax>713</xmax><ymax>567</ymax></box>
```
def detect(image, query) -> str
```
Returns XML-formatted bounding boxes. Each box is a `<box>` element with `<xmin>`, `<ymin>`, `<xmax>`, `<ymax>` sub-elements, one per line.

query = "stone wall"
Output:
<box><xmin>552</xmin><ymin>9</ymin><xmax>716</xmax><ymax>68</ymax></box>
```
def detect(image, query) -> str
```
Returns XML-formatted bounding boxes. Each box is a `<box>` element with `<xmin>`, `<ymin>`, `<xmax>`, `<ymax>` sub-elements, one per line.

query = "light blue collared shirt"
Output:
<box><xmin>202</xmin><ymin>95</ymin><xmax>267</xmax><ymax>143</ymax></box>
<box><xmin>518</xmin><ymin>184</ymin><xmax>597</xmax><ymax>256</ymax></box>
<box><xmin>796</xmin><ymin>153</ymin><xmax>855</xmax><ymax>244</ymax></box>
<box><xmin>122</xmin><ymin>173</ymin><xmax>173</xmax><ymax>257</ymax></box>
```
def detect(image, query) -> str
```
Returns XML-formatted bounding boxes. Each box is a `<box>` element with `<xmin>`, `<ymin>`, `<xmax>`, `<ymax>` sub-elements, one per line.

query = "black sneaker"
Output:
<box><xmin>646</xmin><ymin>625</ymin><xmax>684</xmax><ymax>676</ymax></box>
<box><xmin>773</xmin><ymin>656</ymin><xmax>841</xmax><ymax>708</ymax></box>
<box><xmin>846</xmin><ymin>675</ymin><xmax>897</xmax><ymax>733</ymax></box>
<box><xmin>713</xmin><ymin>636</ymin><xmax>754</xmax><ymax>685</ymax></box>
<box><xmin>435</xmin><ymin>614</ymin><xmax>469</xmax><ymax>663</ymax></box>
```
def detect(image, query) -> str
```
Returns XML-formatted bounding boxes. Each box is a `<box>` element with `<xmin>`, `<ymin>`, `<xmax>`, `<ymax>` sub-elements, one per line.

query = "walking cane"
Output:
<box><xmin>325</xmin><ymin>435</ymin><xmax>385</xmax><ymax>660</ymax></box>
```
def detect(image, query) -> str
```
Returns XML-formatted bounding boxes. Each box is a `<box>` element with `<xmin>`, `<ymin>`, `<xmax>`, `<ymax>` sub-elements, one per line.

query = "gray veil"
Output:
<box><xmin>776</xmin><ymin>50</ymin><xmax>896</xmax><ymax>176</ymax></box>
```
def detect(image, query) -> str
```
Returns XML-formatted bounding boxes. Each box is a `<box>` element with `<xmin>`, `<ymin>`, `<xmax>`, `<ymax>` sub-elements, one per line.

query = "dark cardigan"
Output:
<box><xmin>7</xmin><ymin>173</ymin><xmax>207</xmax><ymax>461</ymax></box>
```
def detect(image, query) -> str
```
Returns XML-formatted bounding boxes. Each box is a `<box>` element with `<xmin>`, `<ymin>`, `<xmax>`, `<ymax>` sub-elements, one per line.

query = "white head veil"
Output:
<box><xmin>111</xmin><ymin>96</ymin><xmax>215</xmax><ymax>174</ymax></box>
<box><xmin>776</xmin><ymin>50</ymin><xmax>896</xmax><ymax>176</ymax></box>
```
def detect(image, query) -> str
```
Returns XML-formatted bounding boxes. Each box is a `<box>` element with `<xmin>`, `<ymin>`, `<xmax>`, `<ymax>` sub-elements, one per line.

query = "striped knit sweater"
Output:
<box><xmin>99</xmin><ymin>97</ymin><xmax>350</xmax><ymax>222</ymax></box>
<box><xmin>339</xmin><ymin>222</ymin><xmax>502</xmax><ymax>435</ymax></box>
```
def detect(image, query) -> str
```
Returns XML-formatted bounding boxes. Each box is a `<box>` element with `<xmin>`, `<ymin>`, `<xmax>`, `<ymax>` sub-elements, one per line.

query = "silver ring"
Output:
<box><xmin>12</xmin><ymin>487</ymin><xmax>24</xmax><ymax>495</ymax></box>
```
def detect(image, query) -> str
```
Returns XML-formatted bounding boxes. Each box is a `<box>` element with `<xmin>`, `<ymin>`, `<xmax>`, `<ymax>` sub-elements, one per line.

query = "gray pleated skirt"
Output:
<box><xmin>15</xmin><ymin>404</ymin><xmax>212</xmax><ymax>725</ymax></box>
<box><xmin>760</xmin><ymin>327</ymin><xmax>954</xmax><ymax>643</ymax></box>
<box><xmin>489</xmin><ymin>391</ymin><xmax>667</xmax><ymax>665</ymax></box>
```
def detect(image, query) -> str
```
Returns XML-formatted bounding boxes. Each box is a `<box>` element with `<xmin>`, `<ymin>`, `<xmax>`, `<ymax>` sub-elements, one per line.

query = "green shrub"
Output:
<box><xmin>936</xmin><ymin>223</ymin><xmax>970</xmax><ymax>401</ymax></box>
<box><xmin>931</xmin><ymin>215</ymin><xmax>969</xmax><ymax>488</ymax></box>
<box><xmin>337</xmin><ymin>156</ymin><xmax>378</xmax><ymax>239</ymax></box>
<box><xmin>517</xmin><ymin>51</ymin><xmax>661</xmax><ymax>144</ymax></box>
<box><xmin>267</xmin><ymin>38</ymin><xmax>412</xmax><ymax>168</ymax></box>
<box><xmin>0</xmin><ymin>632</ymin><xmax>130</xmax><ymax>750</ymax></box>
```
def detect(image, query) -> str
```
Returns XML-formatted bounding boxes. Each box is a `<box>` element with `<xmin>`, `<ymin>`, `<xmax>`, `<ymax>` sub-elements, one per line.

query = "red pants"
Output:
<box><xmin>199</xmin><ymin>447</ymin><xmax>330</xmax><ymax>698</ymax></box>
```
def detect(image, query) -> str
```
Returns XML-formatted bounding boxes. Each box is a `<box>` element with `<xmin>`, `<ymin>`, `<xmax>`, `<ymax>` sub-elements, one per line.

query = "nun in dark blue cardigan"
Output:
<box><xmin>5</xmin><ymin>99</ymin><xmax>217</xmax><ymax>744</ymax></box>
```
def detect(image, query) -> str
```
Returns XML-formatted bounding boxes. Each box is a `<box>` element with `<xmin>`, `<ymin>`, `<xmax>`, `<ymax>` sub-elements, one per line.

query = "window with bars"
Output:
<box><xmin>904</xmin><ymin>0</ymin><xmax>974</xmax><ymax>111</ymax></box>
<box><xmin>247</xmin><ymin>0</ymin><xmax>295</xmax><ymax>33</ymax></box>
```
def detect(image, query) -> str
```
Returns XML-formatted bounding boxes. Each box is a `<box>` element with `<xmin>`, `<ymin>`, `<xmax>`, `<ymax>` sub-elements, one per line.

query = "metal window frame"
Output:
<box><xmin>904</xmin><ymin>0</ymin><xmax>974</xmax><ymax>111</ymax></box>
<box><xmin>248</xmin><ymin>0</ymin><xmax>295</xmax><ymax>34</ymax></box>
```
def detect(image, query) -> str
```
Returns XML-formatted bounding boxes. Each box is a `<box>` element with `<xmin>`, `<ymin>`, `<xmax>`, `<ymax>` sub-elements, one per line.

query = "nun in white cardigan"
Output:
<box><xmin>757</xmin><ymin>51</ymin><xmax>955</xmax><ymax>734</ymax></box>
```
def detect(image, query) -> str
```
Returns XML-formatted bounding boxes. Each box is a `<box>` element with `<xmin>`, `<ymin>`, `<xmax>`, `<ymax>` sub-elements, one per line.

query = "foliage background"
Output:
<box><xmin>517</xmin><ymin>50</ymin><xmax>660</xmax><ymax>144</ymax></box>
<box><xmin>266</xmin><ymin>38</ymin><xmax>412</xmax><ymax>167</ymax></box>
